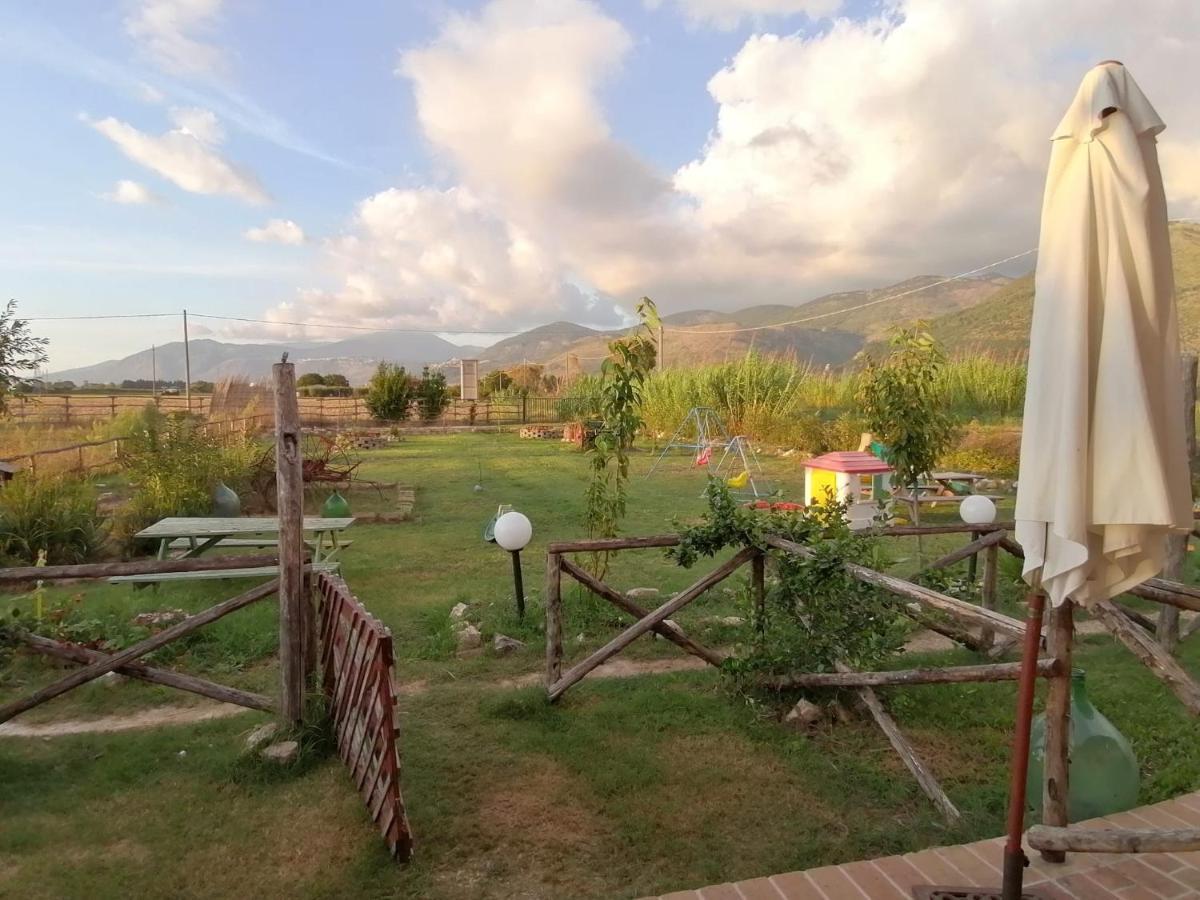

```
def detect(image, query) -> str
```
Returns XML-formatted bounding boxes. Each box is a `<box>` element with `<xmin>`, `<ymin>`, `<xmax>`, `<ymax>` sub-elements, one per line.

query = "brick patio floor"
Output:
<box><xmin>648</xmin><ymin>790</ymin><xmax>1200</xmax><ymax>899</ymax></box>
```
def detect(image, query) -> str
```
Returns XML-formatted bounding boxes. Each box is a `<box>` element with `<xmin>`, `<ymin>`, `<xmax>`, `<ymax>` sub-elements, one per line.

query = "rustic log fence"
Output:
<box><xmin>317</xmin><ymin>572</ymin><xmax>413</xmax><ymax>861</ymax></box>
<box><xmin>543</xmin><ymin>520</ymin><xmax>1200</xmax><ymax>857</ymax></box>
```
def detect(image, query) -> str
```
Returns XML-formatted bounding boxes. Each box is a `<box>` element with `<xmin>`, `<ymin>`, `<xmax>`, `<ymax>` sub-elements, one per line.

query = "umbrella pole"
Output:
<box><xmin>1001</xmin><ymin>586</ymin><xmax>1047</xmax><ymax>900</ymax></box>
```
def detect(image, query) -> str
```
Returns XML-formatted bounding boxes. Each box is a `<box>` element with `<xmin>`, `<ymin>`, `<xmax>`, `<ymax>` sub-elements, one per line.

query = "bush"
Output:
<box><xmin>296</xmin><ymin>373</ymin><xmax>326</xmax><ymax>388</ymax></box>
<box><xmin>114</xmin><ymin>409</ymin><xmax>257</xmax><ymax>550</ymax></box>
<box><xmin>416</xmin><ymin>367</ymin><xmax>450</xmax><ymax>421</ymax></box>
<box><xmin>0</xmin><ymin>475</ymin><xmax>106</xmax><ymax>564</ymax></box>
<box><xmin>364</xmin><ymin>363</ymin><xmax>413</xmax><ymax>422</ymax></box>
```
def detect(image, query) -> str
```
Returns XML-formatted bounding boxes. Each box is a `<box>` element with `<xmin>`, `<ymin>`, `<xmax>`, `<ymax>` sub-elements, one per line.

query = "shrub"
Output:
<box><xmin>416</xmin><ymin>367</ymin><xmax>450</xmax><ymax>421</ymax></box>
<box><xmin>296</xmin><ymin>373</ymin><xmax>326</xmax><ymax>388</ymax></box>
<box><xmin>364</xmin><ymin>363</ymin><xmax>413</xmax><ymax>421</ymax></box>
<box><xmin>114</xmin><ymin>409</ymin><xmax>257</xmax><ymax>550</ymax></box>
<box><xmin>0</xmin><ymin>475</ymin><xmax>106</xmax><ymax>564</ymax></box>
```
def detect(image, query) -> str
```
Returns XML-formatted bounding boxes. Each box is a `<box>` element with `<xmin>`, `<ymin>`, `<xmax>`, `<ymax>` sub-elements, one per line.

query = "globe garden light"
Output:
<box><xmin>494</xmin><ymin>512</ymin><xmax>532</xmax><ymax>619</ymax></box>
<box><xmin>960</xmin><ymin>494</ymin><xmax>998</xmax><ymax>525</ymax></box>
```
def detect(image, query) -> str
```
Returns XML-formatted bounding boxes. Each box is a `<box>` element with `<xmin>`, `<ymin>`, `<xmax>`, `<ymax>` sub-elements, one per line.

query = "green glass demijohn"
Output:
<box><xmin>1026</xmin><ymin>669</ymin><xmax>1139</xmax><ymax>820</ymax></box>
<box><xmin>211</xmin><ymin>480</ymin><xmax>241</xmax><ymax>517</ymax></box>
<box><xmin>322</xmin><ymin>490</ymin><xmax>351</xmax><ymax>518</ymax></box>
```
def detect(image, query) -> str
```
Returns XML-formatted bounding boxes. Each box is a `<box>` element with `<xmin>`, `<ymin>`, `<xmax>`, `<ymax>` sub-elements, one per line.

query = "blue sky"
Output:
<box><xmin>3</xmin><ymin>1</ymin><xmax>1198</xmax><ymax>372</ymax></box>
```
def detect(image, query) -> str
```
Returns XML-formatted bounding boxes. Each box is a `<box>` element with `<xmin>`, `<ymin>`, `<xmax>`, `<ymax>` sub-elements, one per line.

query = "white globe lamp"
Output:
<box><xmin>960</xmin><ymin>494</ymin><xmax>997</xmax><ymax>525</ymax></box>
<box><xmin>494</xmin><ymin>511</ymin><xmax>533</xmax><ymax>619</ymax></box>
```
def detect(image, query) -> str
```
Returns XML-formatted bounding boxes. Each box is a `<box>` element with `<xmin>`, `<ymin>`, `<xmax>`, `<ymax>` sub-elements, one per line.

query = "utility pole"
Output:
<box><xmin>182</xmin><ymin>309</ymin><xmax>192</xmax><ymax>413</ymax></box>
<box><xmin>151</xmin><ymin>345</ymin><xmax>157</xmax><ymax>398</ymax></box>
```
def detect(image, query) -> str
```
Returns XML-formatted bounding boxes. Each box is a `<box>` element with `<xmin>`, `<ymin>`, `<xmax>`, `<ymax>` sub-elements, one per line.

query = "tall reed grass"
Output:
<box><xmin>557</xmin><ymin>352</ymin><xmax>1027</xmax><ymax>448</ymax></box>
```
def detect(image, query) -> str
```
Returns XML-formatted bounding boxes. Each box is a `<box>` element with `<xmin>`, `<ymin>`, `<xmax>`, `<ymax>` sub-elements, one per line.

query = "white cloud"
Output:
<box><xmin>125</xmin><ymin>0</ymin><xmax>226</xmax><ymax>78</ymax></box>
<box><xmin>261</xmin><ymin>0</ymin><xmax>1200</xmax><ymax>337</ymax></box>
<box><xmin>245</xmin><ymin>219</ymin><xmax>306</xmax><ymax>245</ymax></box>
<box><xmin>647</xmin><ymin>0</ymin><xmax>841</xmax><ymax>30</ymax></box>
<box><xmin>260</xmin><ymin>187</ymin><xmax>620</xmax><ymax>336</ymax></box>
<box><xmin>99</xmin><ymin>179</ymin><xmax>160</xmax><ymax>205</ymax></box>
<box><xmin>86</xmin><ymin>108</ymin><xmax>268</xmax><ymax>204</ymax></box>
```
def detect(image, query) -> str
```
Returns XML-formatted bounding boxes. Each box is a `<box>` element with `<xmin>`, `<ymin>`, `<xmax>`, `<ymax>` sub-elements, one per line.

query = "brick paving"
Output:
<box><xmin>646</xmin><ymin>790</ymin><xmax>1200</xmax><ymax>899</ymax></box>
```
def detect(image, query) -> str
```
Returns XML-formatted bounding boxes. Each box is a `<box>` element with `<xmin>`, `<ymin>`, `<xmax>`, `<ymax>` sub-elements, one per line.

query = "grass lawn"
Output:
<box><xmin>3</xmin><ymin>431</ymin><xmax>1200</xmax><ymax>899</ymax></box>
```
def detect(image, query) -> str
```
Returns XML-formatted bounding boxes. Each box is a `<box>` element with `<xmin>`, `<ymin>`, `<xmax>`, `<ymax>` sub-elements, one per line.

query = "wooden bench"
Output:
<box><xmin>109</xmin><ymin>561</ymin><xmax>340</xmax><ymax>585</ymax></box>
<box><xmin>165</xmin><ymin>538</ymin><xmax>355</xmax><ymax>551</ymax></box>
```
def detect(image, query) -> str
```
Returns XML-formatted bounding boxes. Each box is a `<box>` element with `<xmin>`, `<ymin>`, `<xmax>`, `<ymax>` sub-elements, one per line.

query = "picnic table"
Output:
<box><xmin>110</xmin><ymin>516</ymin><xmax>355</xmax><ymax>586</ymax></box>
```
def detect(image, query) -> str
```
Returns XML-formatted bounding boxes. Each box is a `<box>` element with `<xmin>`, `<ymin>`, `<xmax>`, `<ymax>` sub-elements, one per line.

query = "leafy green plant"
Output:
<box><xmin>114</xmin><ymin>409</ymin><xmax>257</xmax><ymax>551</ymax></box>
<box><xmin>364</xmin><ymin>362</ymin><xmax>413</xmax><ymax>421</ymax></box>
<box><xmin>857</xmin><ymin>327</ymin><xmax>958</xmax><ymax>527</ymax></box>
<box><xmin>583</xmin><ymin>298</ymin><xmax>660</xmax><ymax>577</ymax></box>
<box><xmin>0</xmin><ymin>476</ymin><xmax>106</xmax><ymax>564</ymax></box>
<box><xmin>669</xmin><ymin>480</ymin><xmax>905</xmax><ymax>684</ymax></box>
<box><xmin>0</xmin><ymin>300</ymin><xmax>49</xmax><ymax>415</ymax></box>
<box><xmin>416</xmin><ymin>366</ymin><xmax>450</xmax><ymax>421</ymax></box>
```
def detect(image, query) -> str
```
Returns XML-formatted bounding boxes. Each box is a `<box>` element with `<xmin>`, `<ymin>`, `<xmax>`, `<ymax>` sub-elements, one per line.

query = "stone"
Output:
<box><xmin>449</xmin><ymin>602</ymin><xmax>470</xmax><ymax>621</ymax></box>
<box><xmin>244</xmin><ymin>722</ymin><xmax>279</xmax><ymax>753</ymax></box>
<box><xmin>625</xmin><ymin>587</ymin><xmax>660</xmax><ymax>601</ymax></box>
<box><xmin>492</xmin><ymin>634</ymin><xmax>526</xmax><ymax>655</ymax></box>
<box><xmin>99</xmin><ymin>671</ymin><xmax>125</xmax><ymax>688</ymax></box>
<box><xmin>133</xmin><ymin>608</ymin><xmax>188</xmax><ymax>629</ymax></box>
<box><xmin>261</xmin><ymin>740</ymin><xmax>300</xmax><ymax>765</ymax></box>
<box><xmin>455</xmin><ymin>624</ymin><xmax>483</xmax><ymax>656</ymax></box>
<box><xmin>783</xmin><ymin>699</ymin><xmax>824</xmax><ymax>730</ymax></box>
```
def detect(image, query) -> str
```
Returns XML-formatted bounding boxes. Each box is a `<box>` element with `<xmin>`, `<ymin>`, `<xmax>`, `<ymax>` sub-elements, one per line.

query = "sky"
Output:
<box><xmin>3</xmin><ymin>0</ymin><xmax>1200</xmax><ymax>372</ymax></box>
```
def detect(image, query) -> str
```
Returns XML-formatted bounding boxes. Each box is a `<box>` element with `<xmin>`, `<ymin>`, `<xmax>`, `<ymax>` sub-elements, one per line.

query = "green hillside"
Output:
<box><xmin>933</xmin><ymin>222</ymin><xmax>1200</xmax><ymax>355</ymax></box>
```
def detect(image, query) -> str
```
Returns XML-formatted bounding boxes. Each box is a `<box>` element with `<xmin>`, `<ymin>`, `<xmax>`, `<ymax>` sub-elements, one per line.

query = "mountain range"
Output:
<box><xmin>47</xmin><ymin>222</ymin><xmax>1200</xmax><ymax>386</ymax></box>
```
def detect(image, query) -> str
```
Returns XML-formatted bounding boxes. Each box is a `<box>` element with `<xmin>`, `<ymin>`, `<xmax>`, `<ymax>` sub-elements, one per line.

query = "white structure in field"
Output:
<box><xmin>460</xmin><ymin>359</ymin><xmax>479</xmax><ymax>401</ymax></box>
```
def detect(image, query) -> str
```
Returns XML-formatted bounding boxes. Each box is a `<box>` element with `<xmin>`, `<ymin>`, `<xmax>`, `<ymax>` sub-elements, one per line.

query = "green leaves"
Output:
<box><xmin>364</xmin><ymin>362</ymin><xmax>413</xmax><ymax>421</ymax></box>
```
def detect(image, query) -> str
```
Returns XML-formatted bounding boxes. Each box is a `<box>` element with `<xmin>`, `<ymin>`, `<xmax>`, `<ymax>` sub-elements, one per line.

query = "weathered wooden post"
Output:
<box><xmin>980</xmin><ymin>542</ymin><xmax>999</xmax><ymax>648</ymax></box>
<box><xmin>273</xmin><ymin>356</ymin><xmax>308</xmax><ymax>726</ymax></box>
<box><xmin>1157</xmin><ymin>353</ymin><xmax>1197</xmax><ymax>652</ymax></box>
<box><xmin>544</xmin><ymin>553</ymin><xmax>563</xmax><ymax>687</ymax></box>
<box><xmin>752</xmin><ymin>550</ymin><xmax>766</xmax><ymax>635</ymax></box>
<box><xmin>1041</xmin><ymin>600</ymin><xmax>1074</xmax><ymax>863</ymax></box>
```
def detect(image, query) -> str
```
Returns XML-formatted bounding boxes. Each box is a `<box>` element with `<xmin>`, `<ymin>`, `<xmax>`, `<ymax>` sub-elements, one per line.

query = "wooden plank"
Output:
<box><xmin>980</xmin><ymin>542</ymin><xmax>999</xmax><ymax>648</ymax></box>
<box><xmin>546</xmin><ymin>534</ymin><xmax>681</xmax><ymax>553</ymax></box>
<box><xmin>763</xmin><ymin>534</ymin><xmax>1024</xmax><ymax>639</ymax></box>
<box><xmin>0</xmin><ymin>579</ymin><xmax>279</xmax><ymax>724</ymax></box>
<box><xmin>0</xmin><ymin>553</ymin><xmax>281</xmax><ymax>583</ymax></box>
<box><xmin>109</xmin><ymin>562</ymin><xmax>337</xmax><ymax>584</ymax></box>
<box><xmin>924</xmin><ymin>528</ymin><xmax>1008</xmax><ymax>572</ymax></box>
<box><xmin>1027</xmin><ymin>825</ymin><xmax>1200</xmax><ymax>854</ymax></box>
<box><xmin>559</xmin><ymin>557</ymin><xmax>725</xmax><ymax>667</ymax></box>
<box><xmin>866</xmin><ymin>522</ymin><xmax>1014</xmax><ymax>537</ymax></box>
<box><xmin>548</xmin><ymin>547</ymin><xmax>757</xmax><ymax>702</ymax></box>
<box><xmin>1041</xmin><ymin>601</ymin><xmax>1074</xmax><ymax>863</ymax></box>
<box><xmin>544</xmin><ymin>553</ymin><xmax>563</xmax><ymax>687</ymax></box>
<box><xmin>1091</xmin><ymin>598</ymin><xmax>1200</xmax><ymax>715</ymax></box>
<box><xmin>18</xmin><ymin>632</ymin><xmax>274</xmax><ymax>712</ymax></box>
<box><xmin>758</xmin><ymin>660</ymin><xmax>1057</xmax><ymax>689</ymax></box>
<box><xmin>837</xmin><ymin>662</ymin><xmax>960</xmax><ymax>822</ymax></box>
<box><xmin>275</xmin><ymin>360</ymin><xmax>307</xmax><ymax>725</ymax></box>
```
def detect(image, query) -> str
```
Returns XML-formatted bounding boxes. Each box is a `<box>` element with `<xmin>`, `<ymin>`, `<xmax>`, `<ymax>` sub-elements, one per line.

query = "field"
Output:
<box><xmin>3</xmin><ymin>433</ymin><xmax>1200</xmax><ymax>899</ymax></box>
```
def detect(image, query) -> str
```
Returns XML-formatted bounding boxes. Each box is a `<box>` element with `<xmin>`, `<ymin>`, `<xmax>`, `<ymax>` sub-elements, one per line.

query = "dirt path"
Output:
<box><xmin>0</xmin><ymin>702</ymin><xmax>256</xmax><ymax>739</ymax></box>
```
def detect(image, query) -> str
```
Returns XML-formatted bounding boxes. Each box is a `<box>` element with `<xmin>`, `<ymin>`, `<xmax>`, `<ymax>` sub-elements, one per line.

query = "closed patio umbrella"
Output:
<box><xmin>999</xmin><ymin>62</ymin><xmax>1193</xmax><ymax>899</ymax></box>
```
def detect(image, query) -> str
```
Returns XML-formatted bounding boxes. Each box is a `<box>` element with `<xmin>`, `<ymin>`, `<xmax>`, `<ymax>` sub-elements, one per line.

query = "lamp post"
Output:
<box><xmin>493</xmin><ymin>511</ymin><xmax>533</xmax><ymax>620</ymax></box>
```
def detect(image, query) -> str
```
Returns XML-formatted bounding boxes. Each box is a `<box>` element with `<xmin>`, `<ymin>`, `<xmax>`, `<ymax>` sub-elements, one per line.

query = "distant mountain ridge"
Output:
<box><xmin>47</xmin><ymin>270</ymin><xmax>1018</xmax><ymax>385</ymax></box>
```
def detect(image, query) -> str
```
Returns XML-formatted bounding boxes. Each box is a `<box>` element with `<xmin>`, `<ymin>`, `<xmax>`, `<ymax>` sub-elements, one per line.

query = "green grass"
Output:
<box><xmin>2</xmin><ymin>431</ymin><xmax>1199</xmax><ymax>899</ymax></box>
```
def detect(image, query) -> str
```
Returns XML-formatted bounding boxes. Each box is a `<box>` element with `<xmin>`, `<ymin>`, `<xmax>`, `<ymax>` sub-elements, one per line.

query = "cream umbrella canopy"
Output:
<box><xmin>1015</xmin><ymin>62</ymin><xmax>1192</xmax><ymax>608</ymax></box>
<box><xmin>997</xmin><ymin>63</ymin><xmax>1193</xmax><ymax>900</ymax></box>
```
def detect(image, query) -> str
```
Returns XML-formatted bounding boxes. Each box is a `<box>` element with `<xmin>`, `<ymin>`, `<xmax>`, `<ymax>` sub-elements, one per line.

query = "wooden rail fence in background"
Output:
<box><xmin>317</xmin><ymin>572</ymin><xmax>413</xmax><ymax>862</ymax></box>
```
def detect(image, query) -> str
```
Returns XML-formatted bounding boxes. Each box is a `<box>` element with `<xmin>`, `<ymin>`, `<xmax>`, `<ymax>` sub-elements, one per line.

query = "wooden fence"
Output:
<box><xmin>317</xmin><ymin>572</ymin><xmax>413</xmax><ymax>861</ymax></box>
<box><xmin>4</xmin><ymin>394</ymin><xmax>564</xmax><ymax>427</ymax></box>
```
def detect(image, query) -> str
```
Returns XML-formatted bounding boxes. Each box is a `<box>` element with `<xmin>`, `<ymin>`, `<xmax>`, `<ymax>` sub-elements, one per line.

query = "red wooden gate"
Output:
<box><xmin>317</xmin><ymin>572</ymin><xmax>413</xmax><ymax>861</ymax></box>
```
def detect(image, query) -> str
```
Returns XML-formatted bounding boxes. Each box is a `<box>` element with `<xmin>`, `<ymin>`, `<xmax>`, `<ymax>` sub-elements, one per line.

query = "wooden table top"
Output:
<box><xmin>135</xmin><ymin>517</ymin><xmax>355</xmax><ymax>539</ymax></box>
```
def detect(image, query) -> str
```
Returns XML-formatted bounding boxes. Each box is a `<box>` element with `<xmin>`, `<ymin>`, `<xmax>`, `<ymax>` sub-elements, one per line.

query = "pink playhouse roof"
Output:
<box><xmin>803</xmin><ymin>451</ymin><xmax>892</xmax><ymax>474</ymax></box>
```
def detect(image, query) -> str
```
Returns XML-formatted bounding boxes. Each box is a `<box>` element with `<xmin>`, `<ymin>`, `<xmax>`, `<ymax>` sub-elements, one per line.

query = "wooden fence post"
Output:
<box><xmin>980</xmin><ymin>543</ymin><xmax>999</xmax><ymax>648</ymax></box>
<box><xmin>752</xmin><ymin>551</ymin><xmax>766</xmax><ymax>634</ymax></box>
<box><xmin>1158</xmin><ymin>353</ymin><xmax>1197</xmax><ymax>652</ymax></box>
<box><xmin>545</xmin><ymin>553</ymin><xmax>563</xmax><ymax>686</ymax></box>
<box><xmin>273</xmin><ymin>359</ymin><xmax>308</xmax><ymax>726</ymax></box>
<box><xmin>1041</xmin><ymin>600</ymin><xmax>1074</xmax><ymax>863</ymax></box>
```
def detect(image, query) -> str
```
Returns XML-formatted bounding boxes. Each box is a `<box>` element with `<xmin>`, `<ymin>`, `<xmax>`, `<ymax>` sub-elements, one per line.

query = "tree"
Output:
<box><xmin>416</xmin><ymin>367</ymin><xmax>450</xmax><ymax>421</ymax></box>
<box><xmin>364</xmin><ymin>362</ymin><xmax>413</xmax><ymax>421</ymax></box>
<box><xmin>323</xmin><ymin>373</ymin><xmax>350</xmax><ymax>388</ymax></box>
<box><xmin>479</xmin><ymin>370</ymin><xmax>513</xmax><ymax>397</ymax></box>
<box><xmin>296</xmin><ymin>372</ymin><xmax>326</xmax><ymax>388</ymax></box>
<box><xmin>856</xmin><ymin>327</ymin><xmax>957</xmax><ymax>534</ymax></box>
<box><xmin>0</xmin><ymin>301</ymin><xmax>49</xmax><ymax>413</ymax></box>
